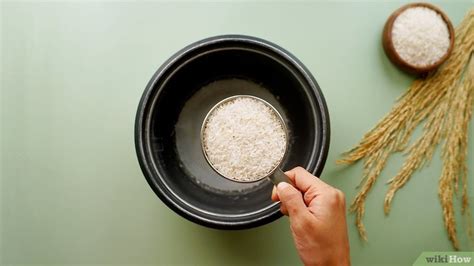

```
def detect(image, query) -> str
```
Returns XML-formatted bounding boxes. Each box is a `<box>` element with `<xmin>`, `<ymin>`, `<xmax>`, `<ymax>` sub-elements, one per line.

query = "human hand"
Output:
<box><xmin>271</xmin><ymin>167</ymin><xmax>350</xmax><ymax>266</ymax></box>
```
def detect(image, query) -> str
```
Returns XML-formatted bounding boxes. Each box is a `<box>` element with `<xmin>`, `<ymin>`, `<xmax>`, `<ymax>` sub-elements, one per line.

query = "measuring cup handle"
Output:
<box><xmin>269</xmin><ymin>168</ymin><xmax>292</xmax><ymax>185</ymax></box>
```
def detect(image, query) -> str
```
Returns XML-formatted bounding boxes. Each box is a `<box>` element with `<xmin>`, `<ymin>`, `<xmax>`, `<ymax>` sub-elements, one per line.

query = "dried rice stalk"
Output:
<box><xmin>438</xmin><ymin>57</ymin><xmax>473</xmax><ymax>250</ymax></box>
<box><xmin>338</xmin><ymin>9</ymin><xmax>474</xmax><ymax>249</ymax></box>
<box><xmin>384</xmin><ymin>84</ymin><xmax>452</xmax><ymax>214</ymax></box>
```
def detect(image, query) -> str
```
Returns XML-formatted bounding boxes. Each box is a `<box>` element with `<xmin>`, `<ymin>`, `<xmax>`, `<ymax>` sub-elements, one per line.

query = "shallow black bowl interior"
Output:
<box><xmin>135</xmin><ymin>35</ymin><xmax>330</xmax><ymax>229</ymax></box>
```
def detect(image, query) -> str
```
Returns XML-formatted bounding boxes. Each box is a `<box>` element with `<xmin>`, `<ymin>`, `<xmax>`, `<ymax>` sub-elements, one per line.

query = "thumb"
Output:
<box><xmin>277</xmin><ymin>182</ymin><xmax>309</xmax><ymax>218</ymax></box>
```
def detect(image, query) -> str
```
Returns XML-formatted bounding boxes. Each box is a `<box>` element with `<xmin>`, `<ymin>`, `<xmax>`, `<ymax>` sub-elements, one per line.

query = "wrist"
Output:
<box><xmin>317</xmin><ymin>243</ymin><xmax>350</xmax><ymax>266</ymax></box>
<box><xmin>327</xmin><ymin>243</ymin><xmax>350</xmax><ymax>266</ymax></box>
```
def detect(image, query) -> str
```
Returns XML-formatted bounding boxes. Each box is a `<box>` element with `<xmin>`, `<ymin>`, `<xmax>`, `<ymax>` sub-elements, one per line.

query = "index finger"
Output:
<box><xmin>284</xmin><ymin>166</ymin><xmax>327</xmax><ymax>193</ymax></box>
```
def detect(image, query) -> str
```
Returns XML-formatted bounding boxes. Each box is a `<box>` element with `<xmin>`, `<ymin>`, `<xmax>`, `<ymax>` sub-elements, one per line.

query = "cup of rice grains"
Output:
<box><xmin>201</xmin><ymin>95</ymin><xmax>289</xmax><ymax>184</ymax></box>
<box><xmin>382</xmin><ymin>2</ymin><xmax>455</xmax><ymax>74</ymax></box>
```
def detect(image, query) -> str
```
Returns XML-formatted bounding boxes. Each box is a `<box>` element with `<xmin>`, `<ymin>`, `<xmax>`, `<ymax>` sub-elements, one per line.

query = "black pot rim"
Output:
<box><xmin>135</xmin><ymin>34</ymin><xmax>330</xmax><ymax>230</ymax></box>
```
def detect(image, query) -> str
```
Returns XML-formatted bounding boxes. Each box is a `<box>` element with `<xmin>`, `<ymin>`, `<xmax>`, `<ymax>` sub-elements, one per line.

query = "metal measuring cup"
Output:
<box><xmin>200</xmin><ymin>95</ymin><xmax>292</xmax><ymax>185</ymax></box>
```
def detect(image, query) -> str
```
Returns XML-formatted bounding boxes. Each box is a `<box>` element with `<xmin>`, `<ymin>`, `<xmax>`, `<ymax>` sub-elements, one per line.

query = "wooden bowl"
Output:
<box><xmin>382</xmin><ymin>2</ymin><xmax>455</xmax><ymax>75</ymax></box>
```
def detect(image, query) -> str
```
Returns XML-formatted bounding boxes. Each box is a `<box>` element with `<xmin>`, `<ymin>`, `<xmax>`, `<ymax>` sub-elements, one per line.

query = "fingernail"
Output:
<box><xmin>277</xmin><ymin>182</ymin><xmax>289</xmax><ymax>191</ymax></box>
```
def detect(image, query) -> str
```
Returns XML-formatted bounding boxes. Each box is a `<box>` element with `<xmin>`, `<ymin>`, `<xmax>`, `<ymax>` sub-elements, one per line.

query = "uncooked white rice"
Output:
<box><xmin>202</xmin><ymin>97</ymin><xmax>287</xmax><ymax>182</ymax></box>
<box><xmin>392</xmin><ymin>6</ymin><xmax>450</xmax><ymax>67</ymax></box>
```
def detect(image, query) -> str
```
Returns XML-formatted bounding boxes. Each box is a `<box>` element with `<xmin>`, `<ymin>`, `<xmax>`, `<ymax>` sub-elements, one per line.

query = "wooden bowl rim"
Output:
<box><xmin>382</xmin><ymin>2</ymin><xmax>455</xmax><ymax>74</ymax></box>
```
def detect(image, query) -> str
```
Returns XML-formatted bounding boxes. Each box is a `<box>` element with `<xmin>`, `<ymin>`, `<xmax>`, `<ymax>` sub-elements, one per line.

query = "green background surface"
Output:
<box><xmin>1</xmin><ymin>1</ymin><xmax>473</xmax><ymax>265</ymax></box>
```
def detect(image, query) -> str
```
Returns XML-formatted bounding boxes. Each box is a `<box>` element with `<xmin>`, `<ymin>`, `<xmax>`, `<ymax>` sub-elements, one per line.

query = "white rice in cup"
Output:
<box><xmin>202</xmin><ymin>96</ymin><xmax>287</xmax><ymax>182</ymax></box>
